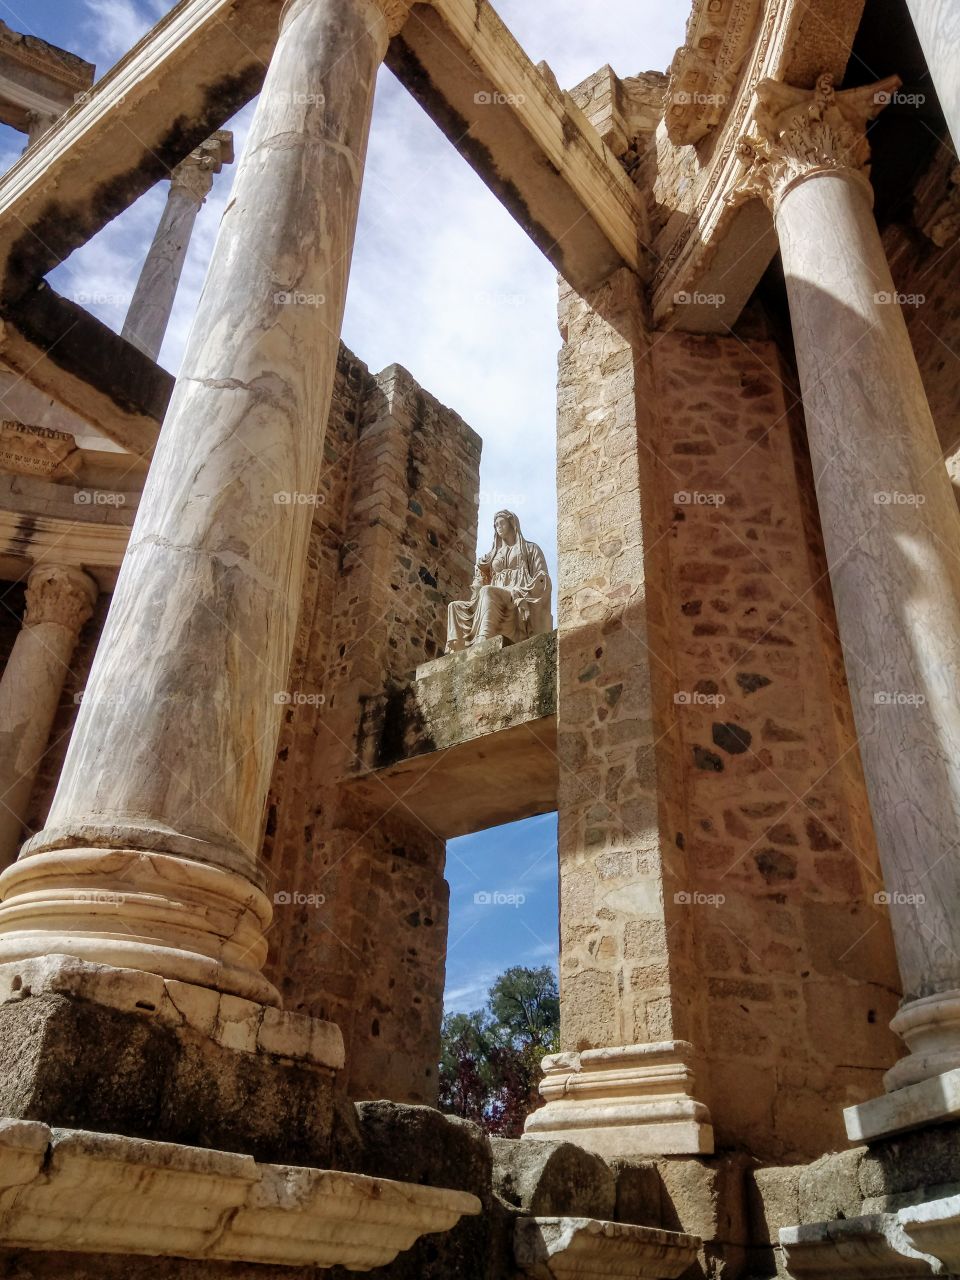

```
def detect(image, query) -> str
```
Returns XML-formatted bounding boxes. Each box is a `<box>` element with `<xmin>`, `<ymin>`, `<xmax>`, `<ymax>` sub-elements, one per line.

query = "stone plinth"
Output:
<box><xmin>0</xmin><ymin>1117</ymin><xmax>480</xmax><ymax>1268</ymax></box>
<box><xmin>0</xmin><ymin>954</ymin><xmax>343</xmax><ymax>1168</ymax></box>
<box><xmin>524</xmin><ymin>1043</ymin><xmax>714</xmax><ymax>1158</ymax></box>
<box><xmin>514</xmin><ymin>1217</ymin><xmax>700</xmax><ymax>1279</ymax></box>
<box><xmin>351</xmin><ymin>630</ymin><xmax>558</xmax><ymax>838</ymax></box>
<box><xmin>845</xmin><ymin>1067</ymin><xmax>960</xmax><ymax>1144</ymax></box>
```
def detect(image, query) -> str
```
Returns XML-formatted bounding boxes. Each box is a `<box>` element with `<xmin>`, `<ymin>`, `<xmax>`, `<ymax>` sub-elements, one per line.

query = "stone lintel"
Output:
<box><xmin>647</xmin><ymin>0</ymin><xmax>867</xmax><ymax>332</ymax></box>
<box><xmin>514</xmin><ymin>1216</ymin><xmax>700</xmax><ymax>1279</ymax></box>
<box><xmin>845</xmin><ymin>1067</ymin><xmax>960</xmax><ymax>1145</ymax></box>
<box><xmin>0</xmin><ymin>0</ymin><xmax>647</xmax><ymax>307</ymax></box>
<box><xmin>388</xmin><ymin>1</ymin><xmax>648</xmax><ymax>293</ymax></box>
<box><xmin>0</xmin><ymin>1116</ymin><xmax>480</xmax><ymax>1268</ymax></box>
<box><xmin>351</xmin><ymin>630</ymin><xmax>558</xmax><ymax>839</ymax></box>
<box><xmin>524</xmin><ymin>1041</ymin><xmax>715</xmax><ymax>1159</ymax></box>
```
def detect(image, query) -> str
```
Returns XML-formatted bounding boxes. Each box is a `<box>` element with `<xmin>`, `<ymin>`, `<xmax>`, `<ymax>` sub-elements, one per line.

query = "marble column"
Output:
<box><xmin>905</xmin><ymin>0</ymin><xmax>960</xmax><ymax>156</ymax></box>
<box><xmin>0</xmin><ymin>0</ymin><xmax>413</xmax><ymax>1007</ymax></box>
<box><xmin>0</xmin><ymin>566</ymin><xmax>97</xmax><ymax>871</ymax></box>
<box><xmin>736</xmin><ymin>74</ymin><xmax>960</xmax><ymax>1131</ymax></box>
<box><xmin>121</xmin><ymin>133</ymin><xmax>234</xmax><ymax>363</ymax></box>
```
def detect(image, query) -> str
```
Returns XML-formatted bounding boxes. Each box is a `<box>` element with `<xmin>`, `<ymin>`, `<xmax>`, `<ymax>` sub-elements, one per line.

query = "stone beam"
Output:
<box><xmin>0</xmin><ymin>286</ymin><xmax>170</xmax><ymax>457</ymax></box>
<box><xmin>388</xmin><ymin>1</ymin><xmax>649</xmax><ymax>291</ymax></box>
<box><xmin>350</xmin><ymin>633</ymin><xmax>558</xmax><ymax>839</ymax></box>
<box><xmin>0</xmin><ymin>0</ymin><xmax>284</xmax><ymax>305</ymax></box>
<box><xmin>0</xmin><ymin>0</ymin><xmax>648</xmax><ymax>308</ymax></box>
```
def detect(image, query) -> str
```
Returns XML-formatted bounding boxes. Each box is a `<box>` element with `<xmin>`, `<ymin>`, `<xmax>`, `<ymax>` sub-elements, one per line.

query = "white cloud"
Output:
<box><xmin>81</xmin><ymin>0</ymin><xmax>167</xmax><ymax>68</ymax></box>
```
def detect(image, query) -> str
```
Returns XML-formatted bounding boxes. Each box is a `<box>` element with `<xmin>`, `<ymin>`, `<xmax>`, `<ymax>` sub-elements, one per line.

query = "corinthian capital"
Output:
<box><xmin>369</xmin><ymin>0</ymin><xmax>416</xmax><ymax>38</ymax></box>
<box><xmin>24</xmin><ymin>565</ymin><xmax>97</xmax><ymax>634</ymax></box>
<box><xmin>731</xmin><ymin>73</ymin><xmax>901</xmax><ymax>214</ymax></box>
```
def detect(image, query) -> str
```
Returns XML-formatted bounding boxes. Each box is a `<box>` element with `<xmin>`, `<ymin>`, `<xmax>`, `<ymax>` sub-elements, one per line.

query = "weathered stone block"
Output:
<box><xmin>332</xmin><ymin>1101</ymin><xmax>515</xmax><ymax>1280</ymax></box>
<box><xmin>491</xmin><ymin>1136</ymin><xmax>616</xmax><ymax>1220</ymax></box>
<box><xmin>0</xmin><ymin>991</ymin><xmax>336</xmax><ymax>1168</ymax></box>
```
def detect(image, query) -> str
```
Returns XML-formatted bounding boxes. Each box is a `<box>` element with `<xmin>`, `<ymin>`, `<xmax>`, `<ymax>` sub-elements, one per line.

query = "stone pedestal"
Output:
<box><xmin>0</xmin><ymin>565</ymin><xmax>96</xmax><ymax>872</ymax></box>
<box><xmin>0</xmin><ymin>0</ymin><xmax>410</xmax><ymax>1007</ymax></box>
<box><xmin>736</xmin><ymin>74</ymin><xmax>960</xmax><ymax>1138</ymax></box>
<box><xmin>524</xmin><ymin>1043</ymin><xmax>714</xmax><ymax>1158</ymax></box>
<box><xmin>121</xmin><ymin>132</ymin><xmax>234</xmax><ymax>362</ymax></box>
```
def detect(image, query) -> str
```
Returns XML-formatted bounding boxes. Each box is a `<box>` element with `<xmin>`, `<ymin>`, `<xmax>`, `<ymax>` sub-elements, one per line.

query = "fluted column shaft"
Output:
<box><xmin>0</xmin><ymin>0</ymin><xmax>410</xmax><ymax>1006</ymax></box>
<box><xmin>0</xmin><ymin>566</ymin><xmax>97</xmax><ymax>871</ymax></box>
<box><xmin>738</xmin><ymin>74</ymin><xmax>960</xmax><ymax>1093</ymax></box>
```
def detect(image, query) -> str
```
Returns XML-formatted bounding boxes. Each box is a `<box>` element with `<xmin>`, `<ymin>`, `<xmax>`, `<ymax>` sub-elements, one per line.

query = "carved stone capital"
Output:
<box><xmin>366</xmin><ymin>0</ymin><xmax>417</xmax><ymax>38</ymax></box>
<box><xmin>24</xmin><ymin>565</ymin><xmax>97</xmax><ymax>634</ymax></box>
<box><xmin>170</xmin><ymin>131</ymin><xmax>235</xmax><ymax>204</ymax></box>
<box><xmin>280</xmin><ymin>0</ymin><xmax>416</xmax><ymax>40</ymax></box>
<box><xmin>731</xmin><ymin>73</ymin><xmax>901</xmax><ymax>215</ymax></box>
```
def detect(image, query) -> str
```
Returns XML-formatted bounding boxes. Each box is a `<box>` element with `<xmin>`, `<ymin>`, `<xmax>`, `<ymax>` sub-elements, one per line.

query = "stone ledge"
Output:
<box><xmin>514</xmin><ymin>1216</ymin><xmax>700</xmax><ymax>1279</ymax></box>
<box><xmin>0</xmin><ymin>1118</ymin><xmax>480</xmax><ymax>1268</ymax></box>
<box><xmin>0</xmin><ymin>953</ymin><xmax>344</xmax><ymax>1070</ymax></box>
<box><xmin>351</xmin><ymin>631</ymin><xmax>558</xmax><ymax>837</ymax></box>
<box><xmin>779</xmin><ymin>1194</ymin><xmax>960</xmax><ymax>1277</ymax></box>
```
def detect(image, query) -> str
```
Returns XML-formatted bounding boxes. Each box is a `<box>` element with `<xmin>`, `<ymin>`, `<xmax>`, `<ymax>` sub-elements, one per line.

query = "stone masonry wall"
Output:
<box><xmin>262</xmin><ymin>361</ymin><xmax>481</xmax><ymax>1106</ymax></box>
<box><xmin>883</xmin><ymin>143</ymin><xmax>960</xmax><ymax>482</ymax></box>
<box><xmin>556</xmin><ymin>268</ymin><xmax>903</xmax><ymax>1162</ymax></box>
<box><xmin>650</xmin><ymin>331</ymin><xmax>901</xmax><ymax>1160</ymax></box>
<box><xmin>555</xmin><ymin>269</ymin><xmax>699</xmax><ymax>1060</ymax></box>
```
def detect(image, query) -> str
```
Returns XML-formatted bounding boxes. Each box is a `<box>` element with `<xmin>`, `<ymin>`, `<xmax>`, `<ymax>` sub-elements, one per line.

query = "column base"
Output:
<box><xmin>0</xmin><ymin>846</ymin><xmax>278</xmax><ymax>1007</ymax></box>
<box><xmin>845</xmin><ymin>991</ymin><xmax>960</xmax><ymax>1142</ymax></box>
<box><xmin>522</xmin><ymin>1041</ymin><xmax>714</xmax><ymax>1158</ymax></box>
<box><xmin>0</xmin><ymin>953</ymin><xmax>343</xmax><ymax>1166</ymax></box>
<box><xmin>845</xmin><ymin>1067</ymin><xmax>960</xmax><ymax>1143</ymax></box>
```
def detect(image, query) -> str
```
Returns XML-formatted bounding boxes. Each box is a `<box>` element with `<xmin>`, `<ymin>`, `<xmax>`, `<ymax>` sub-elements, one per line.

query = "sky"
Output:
<box><xmin>0</xmin><ymin>0</ymin><xmax>689</xmax><ymax>1013</ymax></box>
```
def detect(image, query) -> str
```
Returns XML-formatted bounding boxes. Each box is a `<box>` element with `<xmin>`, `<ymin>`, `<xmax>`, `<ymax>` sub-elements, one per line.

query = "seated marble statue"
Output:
<box><xmin>446</xmin><ymin>510</ymin><xmax>553</xmax><ymax>653</ymax></box>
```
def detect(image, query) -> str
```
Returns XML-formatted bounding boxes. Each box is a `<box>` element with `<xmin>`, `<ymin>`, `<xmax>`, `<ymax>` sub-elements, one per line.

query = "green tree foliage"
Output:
<box><xmin>439</xmin><ymin>966</ymin><xmax>560</xmax><ymax>1137</ymax></box>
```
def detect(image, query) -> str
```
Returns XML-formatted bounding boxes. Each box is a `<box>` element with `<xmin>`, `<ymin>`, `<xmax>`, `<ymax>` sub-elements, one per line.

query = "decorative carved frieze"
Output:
<box><xmin>664</xmin><ymin>0</ymin><xmax>763</xmax><ymax>146</ymax></box>
<box><xmin>0</xmin><ymin>420</ymin><xmax>78</xmax><ymax>480</ymax></box>
<box><xmin>731</xmin><ymin>72</ymin><xmax>900</xmax><ymax>214</ymax></box>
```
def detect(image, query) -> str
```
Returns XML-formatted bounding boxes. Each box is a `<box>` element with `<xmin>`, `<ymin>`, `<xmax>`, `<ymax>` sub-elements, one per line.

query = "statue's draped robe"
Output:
<box><xmin>447</xmin><ymin>536</ymin><xmax>552</xmax><ymax>651</ymax></box>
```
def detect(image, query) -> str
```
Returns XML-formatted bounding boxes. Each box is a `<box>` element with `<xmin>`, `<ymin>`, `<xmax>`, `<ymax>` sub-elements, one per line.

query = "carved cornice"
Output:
<box><xmin>665</xmin><ymin>0</ymin><xmax>763</xmax><ymax>146</ymax></box>
<box><xmin>0</xmin><ymin>21</ymin><xmax>94</xmax><ymax>95</ymax></box>
<box><xmin>24</xmin><ymin>563</ymin><xmax>97</xmax><ymax>633</ymax></box>
<box><xmin>731</xmin><ymin>72</ymin><xmax>900</xmax><ymax>215</ymax></box>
